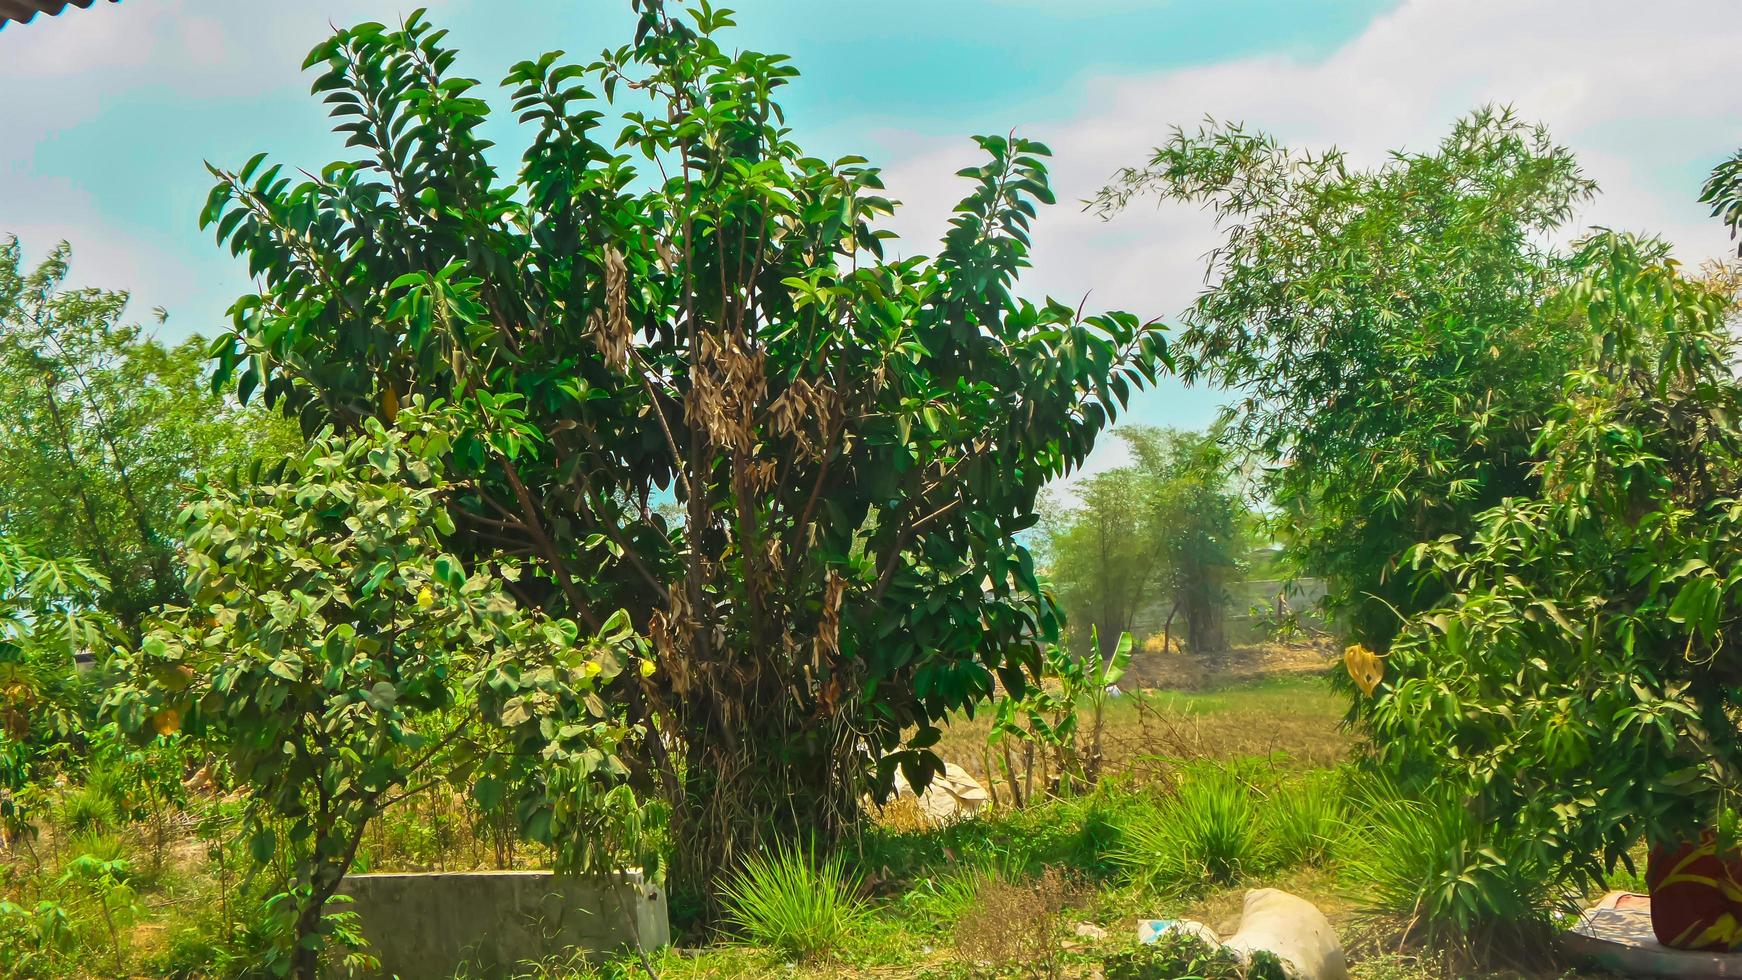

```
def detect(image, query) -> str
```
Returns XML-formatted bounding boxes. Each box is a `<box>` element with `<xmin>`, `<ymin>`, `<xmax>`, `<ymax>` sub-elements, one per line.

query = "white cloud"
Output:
<box><xmin>870</xmin><ymin>0</ymin><xmax>1742</xmax><ymax>486</ymax></box>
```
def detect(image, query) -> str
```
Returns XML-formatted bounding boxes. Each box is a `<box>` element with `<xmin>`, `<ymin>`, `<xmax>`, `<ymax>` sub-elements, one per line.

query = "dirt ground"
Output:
<box><xmin>1120</xmin><ymin>637</ymin><xmax>1342</xmax><ymax>690</ymax></box>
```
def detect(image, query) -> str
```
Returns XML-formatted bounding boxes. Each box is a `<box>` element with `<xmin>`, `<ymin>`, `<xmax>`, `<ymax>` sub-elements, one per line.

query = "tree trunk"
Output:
<box><xmin>1183</xmin><ymin>582</ymin><xmax>1226</xmax><ymax>652</ymax></box>
<box><xmin>665</xmin><ymin>691</ymin><xmax>860</xmax><ymax>912</ymax></box>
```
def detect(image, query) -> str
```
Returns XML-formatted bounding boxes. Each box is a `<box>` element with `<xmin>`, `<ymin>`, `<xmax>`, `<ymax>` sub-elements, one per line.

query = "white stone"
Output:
<box><xmin>1222</xmin><ymin>888</ymin><xmax>1348</xmax><ymax>980</ymax></box>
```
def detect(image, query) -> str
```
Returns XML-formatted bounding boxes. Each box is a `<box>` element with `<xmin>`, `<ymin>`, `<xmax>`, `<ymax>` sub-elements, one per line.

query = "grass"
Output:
<box><xmin>1114</xmin><ymin>765</ymin><xmax>1270</xmax><ymax>894</ymax></box>
<box><xmin>0</xmin><ymin>651</ymin><xmax>1608</xmax><ymax>979</ymax></box>
<box><xmin>719</xmin><ymin>847</ymin><xmax>869</xmax><ymax>960</ymax></box>
<box><xmin>1340</xmin><ymin>782</ymin><xmax>1565</xmax><ymax>969</ymax></box>
<box><xmin>1263</xmin><ymin>770</ymin><xmax>1348</xmax><ymax>868</ymax></box>
<box><xmin>935</xmin><ymin>673</ymin><xmax>1352</xmax><ymax>796</ymax></box>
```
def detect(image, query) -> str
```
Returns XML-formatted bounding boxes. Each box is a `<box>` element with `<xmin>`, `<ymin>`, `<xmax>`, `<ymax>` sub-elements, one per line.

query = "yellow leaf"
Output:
<box><xmin>381</xmin><ymin>385</ymin><xmax>401</xmax><ymax>422</ymax></box>
<box><xmin>153</xmin><ymin>708</ymin><xmax>182</xmax><ymax>736</ymax></box>
<box><xmin>1344</xmin><ymin>643</ymin><xmax>1385</xmax><ymax>696</ymax></box>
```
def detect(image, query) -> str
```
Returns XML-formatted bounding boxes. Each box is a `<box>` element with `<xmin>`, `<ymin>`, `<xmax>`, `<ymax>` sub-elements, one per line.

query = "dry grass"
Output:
<box><xmin>936</xmin><ymin>668</ymin><xmax>1353</xmax><ymax>796</ymax></box>
<box><xmin>952</xmin><ymin>868</ymin><xmax>1079</xmax><ymax>978</ymax></box>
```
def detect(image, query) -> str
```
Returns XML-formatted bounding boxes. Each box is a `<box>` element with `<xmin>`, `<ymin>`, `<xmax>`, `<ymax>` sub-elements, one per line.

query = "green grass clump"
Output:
<box><xmin>1264</xmin><ymin>771</ymin><xmax>1347</xmax><ymax>868</ymax></box>
<box><xmin>55</xmin><ymin>786</ymin><xmax>118</xmax><ymax>836</ymax></box>
<box><xmin>1116</xmin><ymin>766</ymin><xmax>1269</xmax><ymax>894</ymax></box>
<box><xmin>1341</xmin><ymin>781</ymin><xmax>1561</xmax><ymax>964</ymax></box>
<box><xmin>720</xmin><ymin>846</ymin><xmax>869</xmax><ymax>960</ymax></box>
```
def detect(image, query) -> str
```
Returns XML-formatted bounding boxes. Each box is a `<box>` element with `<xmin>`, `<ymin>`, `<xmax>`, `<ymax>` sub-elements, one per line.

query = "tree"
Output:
<box><xmin>1096</xmin><ymin>109</ymin><xmax>1593</xmax><ymax>648</ymax></box>
<box><xmin>116</xmin><ymin>411</ymin><xmax>649</xmax><ymax>978</ymax></box>
<box><xmin>1040</xmin><ymin>463</ymin><xmax>1163</xmax><ymax>659</ymax></box>
<box><xmin>0</xmin><ymin>541</ymin><xmax>110</xmax><ymax>845</ymax></box>
<box><xmin>198</xmin><ymin>2</ymin><xmax>1167</xmax><ymax>896</ymax></box>
<box><xmin>1363</xmin><ymin>231</ymin><xmax>1742</xmax><ymax>927</ymax></box>
<box><xmin>1128</xmin><ymin>427</ymin><xmax>1249</xmax><ymax>653</ymax></box>
<box><xmin>0</xmin><ymin>237</ymin><xmax>301</xmax><ymax>637</ymax></box>
<box><xmin>1041</xmin><ymin>427</ymin><xmax>1248</xmax><ymax>656</ymax></box>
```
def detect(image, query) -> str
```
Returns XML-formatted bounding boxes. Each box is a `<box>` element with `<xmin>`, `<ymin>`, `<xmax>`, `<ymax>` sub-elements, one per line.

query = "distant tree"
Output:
<box><xmin>1129</xmin><ymin>428</ymin><xmax>1249</xmax><ymax>653</ymax></box>
<box><xmin>0</xmin><ymin>237</ymin><xmax>301</xmax><ymax>637</ymax></box>
<box><xmin>1041</xmin><ymin>464</ymin><xmax>1161</xmax><ymax>659</ymax></box>
<box><xmin>1097</xmin><ymin>108</ymin><xmax>1594</xmax><ymax>648</ymax></box>
<box><xmin>1042</xmin><ymin>427</ymin><xmax>1249</xmax><ymax>656</ymax></box>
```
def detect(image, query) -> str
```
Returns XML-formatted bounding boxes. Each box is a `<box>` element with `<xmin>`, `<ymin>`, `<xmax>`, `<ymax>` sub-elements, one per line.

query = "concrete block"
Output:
<box><xmin>335</xmin><ymin>869</ymin><xmax>667</xmax><ymax>977</ymax></box>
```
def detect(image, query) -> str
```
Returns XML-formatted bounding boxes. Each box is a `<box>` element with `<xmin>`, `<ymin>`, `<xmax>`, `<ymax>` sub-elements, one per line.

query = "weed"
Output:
<box><xmin>720</xmin><ymin>846</ymin><xmax>868</xmax><ymax>960</ymax></box>
<box><xmin>952</xmin><ymin>867</ymin><xmax>1077</xmax><ymax>979</ymax></box>
<box><xmin>1104</xmin><ymin>928</ymin><xmax>1287</xmax><ymax>980</ymax></box>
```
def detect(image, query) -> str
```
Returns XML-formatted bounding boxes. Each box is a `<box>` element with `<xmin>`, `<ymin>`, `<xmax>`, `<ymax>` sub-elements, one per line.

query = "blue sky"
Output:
<box><xmin>4</xmin><ymin>0</ymin><xmax>1740</xmax><ymax>477</ymax></box>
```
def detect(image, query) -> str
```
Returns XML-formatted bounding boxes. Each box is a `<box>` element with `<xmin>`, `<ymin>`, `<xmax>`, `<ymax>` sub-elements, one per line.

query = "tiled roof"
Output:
<box><xmin>0</xmin><ymin>0</ymin><xmax>118</xmax><ymax>29</ymax></box>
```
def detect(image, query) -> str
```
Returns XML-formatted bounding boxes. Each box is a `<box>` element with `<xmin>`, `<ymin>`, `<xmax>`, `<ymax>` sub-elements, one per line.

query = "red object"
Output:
<box><xmin>1648</xmin><ymin>833</ymin><xmax>1742</xmax><ymax>951</ymax></box>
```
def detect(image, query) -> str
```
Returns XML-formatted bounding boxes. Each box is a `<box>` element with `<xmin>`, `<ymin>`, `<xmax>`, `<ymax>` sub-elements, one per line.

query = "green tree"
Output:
<box><xmin>198</xmin><ymin>2</ymin><xmax>1166</xmax><ymax>895</ymax></box>
<box><xmin>1096</xmin><ymin>108</ymin><xmax>1593</xmax><ymax>648</ymax></box>
<box><xmin>1364</xmin><ymin>231</ymin><xmax>1742</xmax><ymax>943</ymax></box>
<box><xmin>1040</xmin><ymin>463</ymin><xmax>1163</xmax><ymax>659</ymax></box>
<box><xmin>1128</xmin><ymin>427</ymin><xmax>1249</xmax><ymax>653</ymax></box>
<box><xmin>0</xmin><ymin>237</ymin><xmax>300</xmax><ymax>636</ymax></box>
<box><xmin>1041</xmin><ymin>427</ymin><xmax>1248</xmax><ymax>656</ymax></box>
<box><xmin>117</xmin><ymin>410</ymin><xmax>649</xmax><ymax>978</ymax></box>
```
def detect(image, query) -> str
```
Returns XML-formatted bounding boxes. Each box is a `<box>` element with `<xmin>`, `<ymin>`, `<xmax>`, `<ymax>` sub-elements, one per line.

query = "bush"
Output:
<box><xmin>1104</xmin><ymin>930</ymin><xmax>1286</xmax><ymax>980</ymax></box>
<box><xmin>1263</xmin><ymin>772</ymin><xmax>1346</xmax><ymax>868</ymax></box>
<box><xmin>720</xmin><ymin>847</ymin><xmax>868</xmax><ymax>960</ymax></box>
<box><xmin>1116</xmin><ymin>767</ymin><xmax>1268</xmax><ymax>894</ymax></box>
<box><xmin>1341</xmin><ymin>783</ymin><xmax>1561</xmax><ymax>963</ymax></box>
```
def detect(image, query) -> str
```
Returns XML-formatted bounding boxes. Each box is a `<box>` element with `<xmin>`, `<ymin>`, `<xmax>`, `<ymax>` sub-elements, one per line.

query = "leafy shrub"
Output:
<box><xmin>1116</xmin><ymin>767</ymin><xmax>1268</xmax><ymax>893</ymax></box>
<box><xmin>0</xmin><ymin>899</ymin><xmax>75</xmax><ymax>977</ymax></box>
<box><xmin>1104</xmin><ymin>929</ymin><xmax>1286</xmax><ymax>980</ymax></box>
<box><xmin>720</xmin><ymin>847</ymin><xmax>868</xmax><ymax>960</ymax></box>
<box><xmin>1341</xmin><ymin>783</ymin><xmax>1560</xmax><ymax>963</ymax></box>
<box><xmin>1263</xmin><ymin>773</ymin><xmax>1346</xmax><ymax>868</ymax></box>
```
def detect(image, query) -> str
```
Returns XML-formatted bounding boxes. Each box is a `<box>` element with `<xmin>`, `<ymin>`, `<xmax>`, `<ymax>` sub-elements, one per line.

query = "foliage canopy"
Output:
<box><xmin>1098</xmin><ymin>108</ymin><xmax>1593</xmax><ymax>646</ymax></box>
<box><xmin>0</xmin><ymin>237</ymin><xmax>298</xmax><ymax>637</ymax></box>
<box><xmin>199</xmin><ymin>1</ymin><xmax>1166</xmax><ymax>893</ymax></box>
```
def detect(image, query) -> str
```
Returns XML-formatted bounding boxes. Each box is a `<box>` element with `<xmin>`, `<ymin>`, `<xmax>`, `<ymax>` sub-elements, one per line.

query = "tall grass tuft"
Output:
<box><xmin>55</xmin><ymin>787</ymin><xmax>118</xmax><ymax>837</ymax></box>
<box><xmin>1264</xmin><ymin>772</ymin><xmax>1347</xmax><ymax>868</ymax></box>
<box><xmin>1341</xmin><ymin>782</ymin><xmax>1562</xmax><ymax>966</ymax></box>
<box><xmin>720</xmin><ymin>847</ymin><xmax>868</xmax><ymax>960</ymax></box>
<box><xmin>1115</xmin><ymin>765</ymin><xmax>1268</xmax><ymax>894</ymax></box>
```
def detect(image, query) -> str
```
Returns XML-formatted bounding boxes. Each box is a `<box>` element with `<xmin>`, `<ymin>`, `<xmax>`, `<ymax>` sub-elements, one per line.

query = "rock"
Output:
<box><xmin>890</xmin><ymin>762</ymin><xmax>990</xmax><ymax>824</ymax></box>
<box><xmin>1074</xmin><ymin>922</ymin><xmax>1108</xmax><ymax>941</ymax></box>
<box><xmin>1222</xmin><ymin>888</ymin><xmax>1348</xmax><ymax>980</ymax></box>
